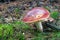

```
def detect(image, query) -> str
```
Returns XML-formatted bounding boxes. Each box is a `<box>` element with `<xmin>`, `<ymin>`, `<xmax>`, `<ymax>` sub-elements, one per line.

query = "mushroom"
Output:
<box><xmin>22</xmin><ymin>7</ymin><xmax>50</xmax><ymax>32</ymax></box>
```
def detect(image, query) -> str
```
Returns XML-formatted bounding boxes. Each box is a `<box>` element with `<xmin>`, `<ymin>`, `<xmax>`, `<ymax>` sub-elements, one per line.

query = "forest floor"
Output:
<box><xmin>0</xmin><ymin>0</ymin><xmax>60</xmax><ymax>40</ymax></box>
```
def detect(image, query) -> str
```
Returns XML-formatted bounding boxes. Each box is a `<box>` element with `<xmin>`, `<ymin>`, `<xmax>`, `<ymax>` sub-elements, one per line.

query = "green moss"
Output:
<box><xmin>51</xmin><ymin>11</ymin><xmax>59</xmax><ymax>19</ymax></box>
<box><xmin>0</xmin><ymin>21</ymin><xmax>60</xmax><ymax>40</ymax></box>
<box><xmin>14</xmin><ymin>8</ymin><xmax>20</xmax><ymax>13</ymax></box>
<box><xmin>12</xmin><ymin>21</ymin><xmax>30</xmax><ymax>30</ymax></box>
<box><xmin>0</xmin><ymin>21</ymin><xmax>29</xmax><ymax>40</ymax></box>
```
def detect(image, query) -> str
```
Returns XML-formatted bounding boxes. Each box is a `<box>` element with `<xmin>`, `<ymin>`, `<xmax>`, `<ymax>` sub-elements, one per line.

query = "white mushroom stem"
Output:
<box><xmin>35</xmin><ymin>21</ymin><xmax>43</xmax><ymax>32</ymax></box>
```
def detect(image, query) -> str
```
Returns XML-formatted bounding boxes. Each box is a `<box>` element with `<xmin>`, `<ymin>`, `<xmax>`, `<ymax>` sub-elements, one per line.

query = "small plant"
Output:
<box><xmin>14</xmin><ymin>8</ymin><xmax>20</xmax><ymax>13</ymax></box>
<box><xmin>51</xmin><ymin>11</ymin><xmax>59</xmax><ymax>20</ymax></box>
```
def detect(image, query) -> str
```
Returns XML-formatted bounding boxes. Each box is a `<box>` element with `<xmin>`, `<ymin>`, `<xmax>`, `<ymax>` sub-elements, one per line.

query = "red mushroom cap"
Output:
<box><xmin>23</xmin><ymin>7</ymin><xmax>50</xmax><ymax>23</ymax></box>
